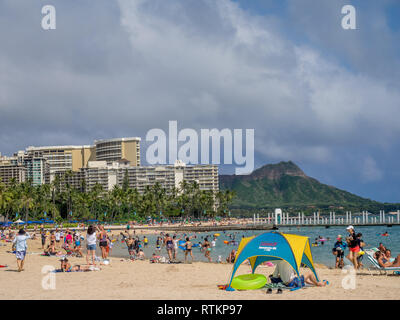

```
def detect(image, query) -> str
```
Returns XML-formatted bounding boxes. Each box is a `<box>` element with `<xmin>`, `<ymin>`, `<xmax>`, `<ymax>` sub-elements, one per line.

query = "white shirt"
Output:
<box><xmin>86</xmin><ymin>232</ymin><xmax>97</xmax><ymax>245</ymax></box>
<box><xmin>173</xmin><ymin>239</ymin><xmax>179</xmax><ymax>249</ymax></box>
<box><xmin>55</xmin><ymin>232</ymin><xmax>60</xmax><ymax>241</ymax></box>
<box><xmin>272</xmin><ymin>260</ymin><xmax>296</xmax><ymax>284</ymax></box>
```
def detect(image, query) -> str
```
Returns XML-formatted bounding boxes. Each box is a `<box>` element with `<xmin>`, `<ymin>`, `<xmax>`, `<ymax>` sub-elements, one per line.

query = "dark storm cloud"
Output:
<box><xmin>1</xmin><ymin>0</ymin><xmax>400</xmax><ymax>201</ymax></box>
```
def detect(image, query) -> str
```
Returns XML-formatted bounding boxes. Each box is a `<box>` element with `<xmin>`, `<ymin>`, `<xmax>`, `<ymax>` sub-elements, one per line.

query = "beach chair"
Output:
<box><xmin>364</xmin><ymin>248</ymin><xmax>400</xmax><ymax>275</ymax></box>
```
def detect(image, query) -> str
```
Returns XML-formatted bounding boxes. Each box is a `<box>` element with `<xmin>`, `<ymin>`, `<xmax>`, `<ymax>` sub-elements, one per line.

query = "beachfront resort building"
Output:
<box><xmin>0</xmin><ymin>154</ymin><xmax>27</xmax><ymax>186</ymax></box>
<box><xmin>94</xmin><ymin>137</ymin><xmax>141</xmax><ymax>166</ymax></box>
<box><xmin>17</xmin><ymin>137</ymin><xmax>141</xmax><ymax>183</ymax></box>
<box><xmin>24</xmin><ymin>145</ymin><xmax>96</xmax><ymax>181</ymax></box>
<box><xmin>0</xmin><ymin>139</ymin><xmax>219</xmax><ymax>194</ymax></box>
<box><xmin>56</xmin><ymin>160</ymin><xmax>219</xmax><ymax>194</ymax></box>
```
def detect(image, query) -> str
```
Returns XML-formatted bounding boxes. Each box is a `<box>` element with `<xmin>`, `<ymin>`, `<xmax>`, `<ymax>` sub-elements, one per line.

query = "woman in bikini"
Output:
<box><xmin>60</xmin><ymin>258</ymin><xmax>98</xmax><ymax>272</ymax></box>
<box><xmin>98</xmin><ymin>226</ymin><xmax>108</xmax><ymax>259</ymax></box>
<box><xmin>376</xmin><ymin>250</ymin><xmax>400</xmax><ymax>267</ymax></box>
<box><xmin>203</xmin><ymin>238</ymin><xmax>212</xmax><ymax>262</ymax></box>
<box><xmin>126</xmin><ymin>236</ymin><xmax>135</xmax><ymax>260</ymax></box>
<box><xmin>164</xmin><ymin>234</ymin><xmax>174</xmax><ymax>261</ymax></box>
<box><xmin>184</xmin><ymin>237</ymin><xmax>194</xmax><ymax>263</ymax></box>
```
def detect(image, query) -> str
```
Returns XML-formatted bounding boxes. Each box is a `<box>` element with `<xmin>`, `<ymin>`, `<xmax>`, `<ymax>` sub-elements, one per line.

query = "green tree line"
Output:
<box><xmin>0</xmin><ymin>176</ymin><xmax>235</xmax><ymax>223</ymax></box>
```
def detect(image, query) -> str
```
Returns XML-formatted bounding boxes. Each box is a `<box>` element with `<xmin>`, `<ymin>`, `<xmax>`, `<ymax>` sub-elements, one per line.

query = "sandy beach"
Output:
<box><xmin>1</xmin><ymin>235</ymin><xmax>399</xmax><ymax>300</ymax></box>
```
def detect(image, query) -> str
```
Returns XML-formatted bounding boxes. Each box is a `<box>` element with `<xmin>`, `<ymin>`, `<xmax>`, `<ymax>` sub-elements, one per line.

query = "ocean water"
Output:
<box><xmin>107</xmin><ymin>225</ymin><xmax>400</xmax><ymax>268</ymax></box>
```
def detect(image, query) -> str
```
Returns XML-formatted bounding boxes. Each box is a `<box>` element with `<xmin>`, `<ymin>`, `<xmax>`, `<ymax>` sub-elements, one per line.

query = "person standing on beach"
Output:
<box><xmin>184</xmin><ymin>237</ymin><xmax>194</xmax><ymax>263</ymax></box>
<box><xmin>203</xmin><ymin>238</ymin><xmax>212</xmax><ymax>262</ymax></box>
<box><xmin>55</xmin><ymin>228</ymin><xmax>61</xmax><ymax>248</ymax></box>
<box><xmin>332</xmin><ymin>235</ymin><xmax>347</xmax><ymax>268</ymax></box>
<box><xmin>156</xmin><ymin>237</ymin><xmax>161</xmax><ymax>252</ymax></box>
<box><xmin>98</xmin><ymin>226</ymin><xmax>108</xmax><ymax>259</ymax></box>
<box><xmin>86</xmin><ymin>225</ymin><xmax>97</xmax><ymax>265</ymax></box>
<box><xmin>40</xmin><ymin>226</ymin><xmax>46</xmax><ymax>250</ymax></box>
<box><xmin>126</xmin><ymin>235</ymin><xmax>135</xmax><ymax>260</ymax></box>
<box><xmin>345</xmin><ymin>225</ymin><xmax>359</xmax><ymax>269</ymax></box>
<box><xmin>172</xmin><ymin>235</ymin><xmax>182</xmax><ymax>261</ymax></box>
<box><xmin>164</xmin><ymin>233</ymin><xmax>174</xmax><ymax>261</ymax></box>
<box><xmin>12</xmin><ymin>229</ymin><xmax>31</xmax><ymax>272</ymax></box>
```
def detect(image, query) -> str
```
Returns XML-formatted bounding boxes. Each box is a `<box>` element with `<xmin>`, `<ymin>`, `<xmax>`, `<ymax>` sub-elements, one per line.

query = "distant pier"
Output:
<box><xmin>134</xmin><ymin>210</ymin><xmax>400</xmax><ymax>233</ymax></box>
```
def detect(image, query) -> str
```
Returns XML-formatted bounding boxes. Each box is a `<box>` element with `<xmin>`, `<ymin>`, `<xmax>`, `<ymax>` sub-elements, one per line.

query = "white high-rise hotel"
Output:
<box><xmin>0</xmin><ymin>137</ymin><xmax>218</xmax><ymax>194</ymax></box>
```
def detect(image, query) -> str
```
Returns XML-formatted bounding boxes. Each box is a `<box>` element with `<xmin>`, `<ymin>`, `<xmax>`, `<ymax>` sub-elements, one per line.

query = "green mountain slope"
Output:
<box><xmin>219</xmin><ymin>161</ymin><xmax>380</xmax><ymax>209</ymax></box>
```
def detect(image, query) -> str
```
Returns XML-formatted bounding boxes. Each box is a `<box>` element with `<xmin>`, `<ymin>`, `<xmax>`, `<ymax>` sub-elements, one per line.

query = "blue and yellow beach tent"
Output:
<box><xmin>226</xmin><ymin>232</ymin><xmax>318</xmax><ymax>290</ymax></box>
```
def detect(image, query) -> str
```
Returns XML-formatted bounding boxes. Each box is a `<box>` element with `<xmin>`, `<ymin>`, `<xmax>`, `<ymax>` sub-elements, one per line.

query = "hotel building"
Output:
<box><xmin>94</xmin><ymin>137</ymin><xmax>141</xmax><ymax>166</ymax></box>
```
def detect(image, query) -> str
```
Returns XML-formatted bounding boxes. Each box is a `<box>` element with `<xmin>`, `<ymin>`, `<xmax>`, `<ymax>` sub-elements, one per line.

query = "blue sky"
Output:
<box><xmin>0</xmin><ymin>0</ymin><xmax>400</xmax><ymax>203</ymax></box>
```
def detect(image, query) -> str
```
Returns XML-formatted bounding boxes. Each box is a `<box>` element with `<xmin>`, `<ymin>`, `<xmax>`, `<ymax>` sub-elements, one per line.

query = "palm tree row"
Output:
<box><xmin>0</xmin><ymin>177</ymin><xmax>235</xmax><ymax>223</ymax></box>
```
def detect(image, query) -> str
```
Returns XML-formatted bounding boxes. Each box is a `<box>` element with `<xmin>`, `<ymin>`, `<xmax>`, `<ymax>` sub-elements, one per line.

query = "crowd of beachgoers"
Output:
<box><xmin>1</xmin><ymin>221</ymin><xmax>399</xmax><ymax>298</ymax></box>
<box><xmin>0</xmin><ymin>219</ymin><xmax>247</xmax><ymax>273</ymax></box>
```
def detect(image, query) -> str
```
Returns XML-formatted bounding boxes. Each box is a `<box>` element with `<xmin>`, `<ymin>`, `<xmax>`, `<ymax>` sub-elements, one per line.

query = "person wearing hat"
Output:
<box><xmin>345</xmin><ymin>225</ymin><xmax>360</xmax><ymax>269</ymax></box>
<box><xmin>12</xmin><ymin>229</ymin><xmax>31</xmax><ymax>272</ymax></box>
<box><xmin>332</xmin><ymin>235</ymin><xmax>347</xmax><ymax>268</ymax></box>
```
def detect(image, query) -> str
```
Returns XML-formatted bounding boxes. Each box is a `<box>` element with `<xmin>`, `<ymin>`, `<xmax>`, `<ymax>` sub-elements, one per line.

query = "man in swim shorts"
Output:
<box><xmin>332</xmin><ymin>235</ymin><xmax>347</xmax><ymax>268</ymax></box>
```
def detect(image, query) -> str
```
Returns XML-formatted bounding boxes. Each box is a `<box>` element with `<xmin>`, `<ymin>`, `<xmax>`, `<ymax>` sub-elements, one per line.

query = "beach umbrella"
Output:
<box><xmin>14</xmin><ymin>219</ymin><xmax>25</xmax><ymax>224</ymax></box>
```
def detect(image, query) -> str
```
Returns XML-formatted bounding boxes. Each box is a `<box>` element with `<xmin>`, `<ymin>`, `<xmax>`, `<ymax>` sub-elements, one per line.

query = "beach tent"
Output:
<box><xmin>226</xmin><ymin>232</ymin><xmax>319</xmax><ymax>291</ymax></box>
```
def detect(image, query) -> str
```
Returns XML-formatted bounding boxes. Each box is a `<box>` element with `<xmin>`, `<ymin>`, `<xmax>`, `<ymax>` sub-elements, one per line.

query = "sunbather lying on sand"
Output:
<box><xmin>60</xmin><ymin>258</ymin><xmax>100</xmax><ymax>272</ymax></box>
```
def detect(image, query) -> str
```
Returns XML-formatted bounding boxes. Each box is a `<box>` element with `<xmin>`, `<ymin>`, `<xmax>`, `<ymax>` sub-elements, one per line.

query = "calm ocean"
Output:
<box><xmin>108</xmin><ymin>225</ymin><xmax>400</xmax><ymax>268</ymax></box>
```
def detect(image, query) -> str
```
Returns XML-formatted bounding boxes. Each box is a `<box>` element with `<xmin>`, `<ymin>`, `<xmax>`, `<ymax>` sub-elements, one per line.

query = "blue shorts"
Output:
<box><xmin>16</xmin><ymin>250</ymin><xmax>26</xmax><ymax>260</ymax></box>
<box><xmin>87</xmin><ymin>244</ymin><xmax>96</xmax><ymax>251</ymax></box>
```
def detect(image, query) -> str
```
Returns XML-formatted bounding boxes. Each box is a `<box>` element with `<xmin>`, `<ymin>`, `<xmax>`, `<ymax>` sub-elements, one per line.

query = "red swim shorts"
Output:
<box><xmin>350</xmin><ymin>246</ymin><xmax>360</xmax><ymax>253</ymax></box>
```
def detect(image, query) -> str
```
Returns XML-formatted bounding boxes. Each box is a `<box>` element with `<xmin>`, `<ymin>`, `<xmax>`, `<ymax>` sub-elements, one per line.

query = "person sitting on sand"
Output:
<box><xmin>150</xmin><ymin>253</ymin><xmax>161</xmax><ymax>263</ymax></box>
<box><xmin>44</xmin><ymin>243</ymin><xmax>57</xmax><ymax>256</ymax></box>
<box><xmin>137</xmin><ymin>249</ymin><xmax>145</xmax><ymax>260</ymax></box>
<box><xmin>226</xmin><ymin>250</ymin><xmax>236</xmax><ymax>263</ymax></box>
<box><xmin>270</xmin><ymin>260</ymin><xmax>327</xmax><ymax>288</ymax></box>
